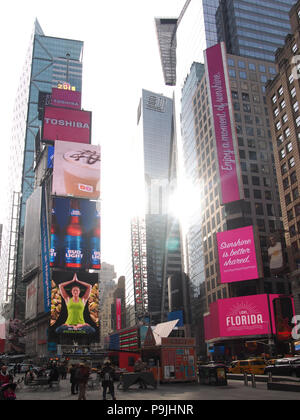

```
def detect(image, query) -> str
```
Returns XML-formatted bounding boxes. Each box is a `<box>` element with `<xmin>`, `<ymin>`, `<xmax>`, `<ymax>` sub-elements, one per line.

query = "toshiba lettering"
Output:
<box><xmin>44</xmin><ymin>118</ymin><xmax>89</xmax><ymax>129</ymax></box>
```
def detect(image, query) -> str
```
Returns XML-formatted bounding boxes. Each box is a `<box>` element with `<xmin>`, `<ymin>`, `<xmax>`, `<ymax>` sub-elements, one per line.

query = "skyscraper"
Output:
<box><xmin>0</xmin><ymin>19</ymin><xmax>83</xmax><ymax>320</ymax></box>
<box><xmin>216</xmin><ymin>0</ymin><xmax>295</xmax><ymax>62</ymax></box>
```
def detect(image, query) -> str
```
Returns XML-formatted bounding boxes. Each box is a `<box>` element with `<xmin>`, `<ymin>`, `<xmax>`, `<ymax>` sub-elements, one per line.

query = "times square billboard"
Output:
<box><xmin>49</xmin><ymin>271</ymin><xmax>99</xmax><ymax>344</ymax></box>
<box><xmin>42</xmin><ymin>106</ymin><xmax>91</xmax><ymax>144</ymax></box>
<box><xmin>52</xmin><ymin>141</ymin><xmax>100</xmax><ymax>200</ymax></box>
<box><xmin>50</xmin><ymin>197</ymin><xmax>100</xmax><ymax>271</ymax></box>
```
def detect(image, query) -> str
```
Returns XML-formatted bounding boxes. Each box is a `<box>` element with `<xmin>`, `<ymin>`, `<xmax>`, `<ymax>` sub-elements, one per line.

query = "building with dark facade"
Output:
<box><xmin>216</xmin><ymin>0</ymin><xmax>295</xmax><ymax>62</ymax></box>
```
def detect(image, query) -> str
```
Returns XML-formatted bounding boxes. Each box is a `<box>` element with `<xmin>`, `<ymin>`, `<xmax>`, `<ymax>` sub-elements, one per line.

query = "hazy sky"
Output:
<box><xmin>0</xmin><ymin>0</ymin><xmax>185</xmax><ymax>278</ymax></box>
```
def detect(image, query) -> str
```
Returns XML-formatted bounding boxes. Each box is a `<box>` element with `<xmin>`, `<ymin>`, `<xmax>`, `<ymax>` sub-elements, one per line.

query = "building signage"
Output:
<box><xmin>204</xmin><ymin>42</ymin><xmax>243</xmax><ymax>204</ymax></box>
<box><xmin>41</xmin><ymin>186</ymin><xmax>51</xmax><ymax>313</ymax></box>
<box><xmin>116</xmin><ymin>298</ymin><xmax>122</xmax><ymax>331</ymax></box>
<box><xmin>42</xmin><ymin>106</ymin><xmax>91</xmax><ymax>144</ymax></box>
<box><xmin>51</xmin><ymin>87</ymin><xmax>81</xmax><ymax>110</ymax></box>
<box><xmin>217</xmin><ymin>225</ymin><xmax>261</xmax><ymax>283</ymax></box>
<box><xmin>52</xmin><ymin>141</ymin><xmax>100</xmax><ymax>200</ymax></box>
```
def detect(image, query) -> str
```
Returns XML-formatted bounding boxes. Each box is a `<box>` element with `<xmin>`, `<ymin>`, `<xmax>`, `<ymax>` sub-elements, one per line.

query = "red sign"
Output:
<box><xmin>51</xmin><ymin>88</ymin><xmax>81</xmax><ymax>110</ymax></box>
<box><xmin>42</xmin><ymin>106</ymin><xmax>91</xmax><ymax>144</ymax></box>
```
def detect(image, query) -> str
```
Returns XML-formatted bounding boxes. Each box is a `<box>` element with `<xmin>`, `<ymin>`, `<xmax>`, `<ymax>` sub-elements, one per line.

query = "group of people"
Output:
<box><xmin>69</xmin><ymin>360</ymin><xmax>116</xmax><ymax>400</ymax></box>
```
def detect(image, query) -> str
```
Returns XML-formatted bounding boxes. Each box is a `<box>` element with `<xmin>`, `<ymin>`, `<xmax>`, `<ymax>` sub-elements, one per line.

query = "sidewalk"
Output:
<box><xmin>15</xmin><ymin>377</ymin><xmax>300</xmax><ymax>400</ymax></box>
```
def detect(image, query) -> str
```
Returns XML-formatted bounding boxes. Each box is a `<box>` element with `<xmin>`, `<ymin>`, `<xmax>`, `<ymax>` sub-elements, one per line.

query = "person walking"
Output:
<box><xmin>76</xmin><ymin>362</ymin><xmax>90</xmax><ymax>400</ymax></box>
<box><xmin>70</xmin><ymin>364</ymin><xmax>79</xmax><ymax>395</ymax></box>
<box><xmin>100</xmin><ymin>360</ymin><xmax>116</xmax><ymax>400</ymax></box>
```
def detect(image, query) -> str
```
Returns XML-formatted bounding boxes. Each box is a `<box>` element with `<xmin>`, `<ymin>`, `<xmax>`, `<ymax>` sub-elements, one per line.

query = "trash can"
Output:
<box><xmin>198</xmin><ymin>364</ymin><xmax>227</xmax><ymax>386</ymax></box>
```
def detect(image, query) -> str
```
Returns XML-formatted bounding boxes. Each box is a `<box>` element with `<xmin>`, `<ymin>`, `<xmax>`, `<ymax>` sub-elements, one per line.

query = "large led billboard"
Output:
<box><xmin>52</xmin><ymin>141</ymin><xmax>100</xmax><ymax>199</ymax></box>
<box><xmin>204</xmin><ymin>42</ymin><xmax>243</xmax><ymax>204</ymax></box>
<box><xmin>42</xmin><ymin>106</ymin><xmax>91</xmax><ymax>144</ymax></box>
<box><xmin>50</xmin><ymin>197</ymin><xmax>100</xmax><ymax>270</ymax></box>
<box><xmin>216</xmin><ymin>225</ymin><xmax>262</xmax><ymax>284</ymax></box>
<box><xmin>204</xmin><ymin>294</ymin><xmax>294</xmax><ymax>342</ymax></box>
<box><xmin>49</xmin><ymin>271</ymin><xmax>99</xmax><ymax>343</ymax></box>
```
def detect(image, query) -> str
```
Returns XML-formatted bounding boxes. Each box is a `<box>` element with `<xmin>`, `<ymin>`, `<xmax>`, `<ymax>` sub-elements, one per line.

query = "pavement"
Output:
<box><xmin>14</xmin><ymin>374</ymin><xmax>300</xmax><ymax>401</ymax></box>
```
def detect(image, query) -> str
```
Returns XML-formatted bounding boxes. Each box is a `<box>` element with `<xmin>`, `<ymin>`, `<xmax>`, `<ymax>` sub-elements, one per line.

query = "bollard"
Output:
<box><xmin>243</xmin><ymin>372</ymin><xmax>248</xmax><ymax>386</ymax></box>
<box><xmin>251</xmin><ymin>374</ymin><xmax>256</xmax><ymax>388</ymax></box>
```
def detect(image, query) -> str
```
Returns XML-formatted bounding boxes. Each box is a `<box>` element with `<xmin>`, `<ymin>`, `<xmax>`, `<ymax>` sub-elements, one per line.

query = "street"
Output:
<box><xmin>14</xmin><ymin>375</ymin><xmax>300</xmax><ymax>401</ymax></box>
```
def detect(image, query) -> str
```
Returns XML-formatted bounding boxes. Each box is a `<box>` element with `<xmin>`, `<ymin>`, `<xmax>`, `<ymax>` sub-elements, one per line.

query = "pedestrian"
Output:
<box><xmin>70</xmin><ymin>364</ymin><xmax>79</xmax><ymax>395</ymax></box>
<box><xmin>0</xmin><ymin>366</ymin><xmax>13</xmax><ymax>386</ymax></box>
<box><xmin>134</xmin><ymin>358</ymin><xmax>147</xmax><ymax>389</ymax></box>
<box><xmin>100</xmin><ymin>360</ymin><xmax>116</xmax><ymax>400</ymax></box>
<box><xmin>76</xmin><ymin>362</ymin><xmax>90</xmax><ymax>400</ymax></box>
<box><xmin>48</xmin><ymin>363</ymin><xmax>60</xmax><ymax>388</ymax></box>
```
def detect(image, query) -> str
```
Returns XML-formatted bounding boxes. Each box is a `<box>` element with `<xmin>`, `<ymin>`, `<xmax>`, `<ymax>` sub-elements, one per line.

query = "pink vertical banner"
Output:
<box><xmin>116</xmin><ymin>298</ymin><xmax>122</xmax><ymax>330</ymax></box>
<box><xmin>204</xmin><ymin>43</ymin><xmax>242</xmax><ymax>204</ymax></box>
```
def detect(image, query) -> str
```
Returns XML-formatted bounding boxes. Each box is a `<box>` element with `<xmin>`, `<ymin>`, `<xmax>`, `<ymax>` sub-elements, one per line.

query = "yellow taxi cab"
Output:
<box><xmin>228</xmin><ymin>359</ymin><xmax>266</xmax><ymax>375</ymax></box>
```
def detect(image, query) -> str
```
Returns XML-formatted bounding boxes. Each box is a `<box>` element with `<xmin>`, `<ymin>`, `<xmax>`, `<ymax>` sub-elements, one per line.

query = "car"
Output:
<box><xmin>228</xmin><ymin>359</ymin><xmax>266</xmax><ymax>375</ymax></box>
<box><xmin>264</xmin><ymin>357</ymin><xmax>300</xmax><ymax>378</ymax></box>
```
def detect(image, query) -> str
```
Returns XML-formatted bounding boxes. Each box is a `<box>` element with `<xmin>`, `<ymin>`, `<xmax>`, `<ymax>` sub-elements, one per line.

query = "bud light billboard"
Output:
<box><xmin>50</xmin><ymin>197</ymin><xmax>100</xmax><ymax>270</ymax></box>
<box><xmin>42</xmin><ymin>106</ymin><xmax>91</xmax><ymax>144</ymax></box>
<box><xmin>49</xmin><ymin>271</ymin><xmax>99</xmax><ymax>343</ymax></box>
<box><xmin>52</xmin><ymin>141</ymin><xmax>100</xmax><ymax>200</ymax></box>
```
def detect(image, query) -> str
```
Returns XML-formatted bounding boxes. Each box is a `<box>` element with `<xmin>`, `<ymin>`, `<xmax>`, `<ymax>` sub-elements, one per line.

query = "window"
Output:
<box><xmin>267</xmin><ymin>204</ymin><xmax>274</xmax><ymax>216</ymax></box>
<box><xmin>232</xmin><ymin>90</ymin><xmax>238</xmax><ymax>99</ymax></box>
<box><xmin>296</xmin><ymin>116</ymin><xmax>300</xmax><ymax>127</ymax></box>
<box><xmin>293</xmin><ymin>101</ymin><xmax>299</xmax><ymax>113</ymax></box>
<box><xmin>293</xmin><ymin>188</ymin><xmax>299</xmax><ymax>200</ymax></box>
<box><xmin>288</xmin><ymin>208</ymin><xmax>294</xmax><ymax>221</ymax></box>
<box><xmin>272</xmin><ymin>94</ymin><xmax>277</xmax><ymax>104</ymax></box>
<box><xmin>278</xmin><ymin>86</ymin><xmax>284</xmax><ymax>96</ymax></box>
<box><xmin>229</xmin><ymin>69</ymin><xmax>236</xmax><ymax>78</ymax></box>
<box><xmin>291</xmin><ymin>87</ymin><xmax>296</xmax><ymax>98</ymax></box>
<box><xmin>292</xmin><ymin>43</ymin><xmax>298</xmax><ymax>54</ymax></box>
<box><xmin>287</xmin><ymin>142</ymin><xmax>293</xmax><ymax>153</ymax></box>
<box><xmin>259</xmin><ymin>65</ymin><xmax>266</xmax><ymax>73</ymax></box>
<box><xmin>291</xmin><ymin>171</ymin><xmax>297</xmax><ymax>184</ymax></box>
<box><xmin>249</xmin><ymin>151</ymin><xmax>257</xmax><ymax>160</ymax></box>
<box><xmin>280</xmin><ymin>100</ymin><xmax>286</xmax><ymax>110</ymax></box>
<box><xmin>285</xmin><ymin>127</ymin><xmax>291</xmax><ymax>138</ymax></box>
<box><xmin>281</xmin><ymin>162</ymin><xmax>288</xmax><ymax>175</ymax></box>
<box><xmin>228</xmin><ymin>58</ymin><xmax>235</xmax><ymax>67</ymax></box>
<box><xmin>249</xmin><ymin>63</ymin><xmax>256</xmax><ymax>71</ymax></box>
<box><xmin>279</xmin><ymin>148</ymin><xmax>286</xmax><ymax>160</ymax></box>
<box><xmin>276</xmin><ymin>121</ymin><xmax>282</xmax><ymax>131</ymax></box>
<box><xmin>254</xmin><ymin>189</ymin><xmax>262</xmax><ymax>199</ymax></box>
<box><xmin>261</xmin><ymin>75</ymin><xmax>267</xmax><ymax>83</ymax></box>
<box><xmin>277</xmin><ymin>134</ymin><xmax>284</xmax><ymax>146</ymax></box>
<box><xmin>285</xmin><ymin>193</ymin><xmax>292</xmax><ymax>206</ymax></box>
<box><xmin>289</xmin><ymin>73</ymin><xmax>294</xmax><ymax>84</ymax></box>
<box><xmin>238</xmin><ymin>60</ymin><xmax>245</xmax><ymax>68</ymax></box>
<box><xmin>274</xmin><ymin>108</ymin><xmax>279</xmax><ymax>117</ymax></box>
<box><xmin>282</xmin><ymin>114</ymin><xmax>288</xmax><ymax>123</ymax></box>
<box><xmin>239</xmin><ymin>71</ymin><xmax>247</xmax><ymax>79</ymax></box>
<box><xmin>252</xmin><ymin>176</ymin><xmax>260</xmax><ymax>186</ymax></box>
<box><xmin>289</xmin><ymin>156</ymin><xmax>296</xmax><ymax>168</ymax></box>
<box><xmin>250</xmin><ymin>163</ymin><xmax>259</xmax><ymax>173</ymax></box>
<box><xmin>283</xmin><ymin>177</ymin><xmax>289</xmax><ymax>190</ymax></box>
<box><xmin>242</xmin><ymin>92</ymin><xmax>250</xmax><ymax>101</ymax></box>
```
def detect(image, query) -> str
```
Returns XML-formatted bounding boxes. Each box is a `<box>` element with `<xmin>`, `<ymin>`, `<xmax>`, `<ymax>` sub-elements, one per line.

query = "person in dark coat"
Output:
<box><xmin>100</xmin><ymin>360</ymin><xmax>116</xmax><ymax>400</ymax></box>
<box><xmin>70</xmin><ymin>364</ymin><xmax>79</xmax><ymax>395</ymax></box>
<box><xmin>48</xmin><ymin>364</ymin><xmax>60</xmax><ymax>388</ymax></box>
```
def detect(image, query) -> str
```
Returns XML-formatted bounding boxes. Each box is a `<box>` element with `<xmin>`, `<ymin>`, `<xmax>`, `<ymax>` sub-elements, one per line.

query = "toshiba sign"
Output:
<box><xmin>42</xmin><ymin>106</ymin><xmax>91</xmax><ymax>144</ymax></box>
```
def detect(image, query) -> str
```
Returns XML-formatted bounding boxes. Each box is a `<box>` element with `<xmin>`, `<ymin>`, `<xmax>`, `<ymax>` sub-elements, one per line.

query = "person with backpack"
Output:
<box><xmin>76</xmin><ymin>361</ymin><xmax>90</xmax><ymax>400</ymax></box>
<box><xmin>100</xmin><ymin>360</ymin><xmax>116</xmax><ymax>400</ymax></box>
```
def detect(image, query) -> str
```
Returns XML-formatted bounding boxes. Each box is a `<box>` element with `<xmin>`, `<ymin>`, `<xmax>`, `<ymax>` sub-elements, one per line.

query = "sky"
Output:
<box><xmin>0</xmin><ymin>0</ymin><xmax>186</xmax><ymax>279</ymax></box>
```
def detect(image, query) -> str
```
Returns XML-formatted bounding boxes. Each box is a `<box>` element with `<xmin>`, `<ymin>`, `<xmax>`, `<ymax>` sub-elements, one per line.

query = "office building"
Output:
<box><xmin>266</xmin><ymin>0</ymin><xmax>300</xmax><ymax>316</ymax></box>
<box><xmin>216</xmin><ymin>0</ymin><xmax>296</xmax><ymax>62</ymax></box>
<box><xmin>0</xmin><ymin>19</ymin><xmax>83</xmax><ymax>321</ymax></box>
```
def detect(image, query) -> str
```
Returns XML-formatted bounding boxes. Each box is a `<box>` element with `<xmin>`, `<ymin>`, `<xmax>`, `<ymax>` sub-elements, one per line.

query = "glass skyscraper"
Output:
<box><xmin>0</xmin><ymin>19</ymin><xmax>83</xmax><ymax>319</ymax></box>
<box><xmin>216</xmin><ymin>0</ymin><xmax>296</xmax><ymax>62</ymax></box>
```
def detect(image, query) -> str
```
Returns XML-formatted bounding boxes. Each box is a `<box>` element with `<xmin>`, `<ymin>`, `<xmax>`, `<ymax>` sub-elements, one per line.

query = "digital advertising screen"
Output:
<box><xmin>49</xmin><ymin>271</ymin><xmax>99</xmax><ymax>343</ymax></box>
<box><xmin>42</xmin><ymin>106</ymin><xmax>91</xmax><ymax>144</ymax></box>
<box><xmin>50</xmin><ymin>197</ymin><xmax>100</xmax><ymax>270</ymax></box>
<box><xmin>217</xmin><ymin>225</ymin><xmax>262</xmax><ymax>284</ymax></box>
<box><xmin>52</xmin><ymin>141</ymin><xmax>100</xmax><ymax>199</ymax></box>
<box><xmin>51</xmin><ymin>87</ymin><xmax>81</xmax><ymax>110</ymax></box>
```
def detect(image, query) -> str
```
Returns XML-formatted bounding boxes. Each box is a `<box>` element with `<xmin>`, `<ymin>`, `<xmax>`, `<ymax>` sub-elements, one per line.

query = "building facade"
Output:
<box><xmin>266</xmin><ymin>0</ymin><xmax>300</xmax><ymax>316</ymax></box>
<box><xmin>0</xmin><ymin>20</ymin><xmax>83</xmax><ymax>323</ymax></box>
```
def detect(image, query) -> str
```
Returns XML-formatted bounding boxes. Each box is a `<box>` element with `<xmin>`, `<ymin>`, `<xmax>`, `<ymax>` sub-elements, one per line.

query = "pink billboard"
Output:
<box><xmin>51</xmin><ymin>88</ymin><xmax>81</xmax><ymax>110</ymax></box>
<box><xmin>204</xmin><ymin>43</ymin><xmax>243</xmax><ymax>204</ymax></box>
<box><xmin>42</xmin><ymin>106</ymin><xmax>91</xmax><ymax>144</ymax></box>
<box><xmin>205</xmin><ymin>294</ymin><xmax>273</xmax><ymax>340</ymax></box>
<box><xmin>116</xmin><ymin>298</ymin><xmax>122</xmax><ymax>330</ymax></box>
<box><xmin>217</xmin><ymin>226</ymin><xmax>261</xmax><ymax>284</ymax></box>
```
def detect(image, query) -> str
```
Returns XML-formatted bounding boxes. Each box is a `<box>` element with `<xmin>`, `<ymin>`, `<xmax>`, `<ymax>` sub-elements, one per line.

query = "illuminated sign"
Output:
<box><xmin>57</xmin><ymin>82</ymin><xmax>76</xmax><ymax>91</ymax></box>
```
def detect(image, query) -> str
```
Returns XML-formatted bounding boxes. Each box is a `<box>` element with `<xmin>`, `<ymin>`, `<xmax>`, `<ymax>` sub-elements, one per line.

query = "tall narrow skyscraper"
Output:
<box><xmin>0</xmin><ymin>20</ymin><xmax>83</xmax><ymax>320</ymax></box>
